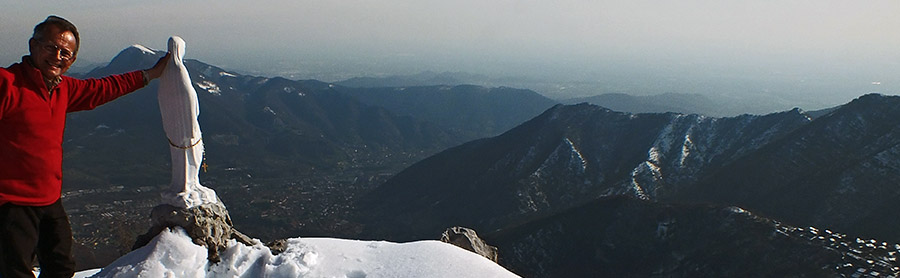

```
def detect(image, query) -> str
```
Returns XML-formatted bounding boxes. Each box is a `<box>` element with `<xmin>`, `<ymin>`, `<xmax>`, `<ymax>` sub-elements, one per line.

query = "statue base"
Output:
<box><xmin>132</xmin><ymin>202</ymin><xmax>254</xmax><ymax>262</ymax></box>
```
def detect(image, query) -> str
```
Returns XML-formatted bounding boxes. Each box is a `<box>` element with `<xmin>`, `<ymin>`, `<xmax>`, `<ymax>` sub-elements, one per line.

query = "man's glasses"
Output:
<box><xmin>39</xmin><ymin>41</ymin><xmax>75</xmax><ymax>62</ymax></box>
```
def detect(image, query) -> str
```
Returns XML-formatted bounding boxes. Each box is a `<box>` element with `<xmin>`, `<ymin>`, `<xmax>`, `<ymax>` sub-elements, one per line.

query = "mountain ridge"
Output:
<box><xmin>356</xmin><ymin>102</ymin><xmax>813</xmax><ymax>240</ymax></box>
<box><xmin>680</xmin><ymin>93</ymin><xmax>900</xmax><ymax>242</ymax></box>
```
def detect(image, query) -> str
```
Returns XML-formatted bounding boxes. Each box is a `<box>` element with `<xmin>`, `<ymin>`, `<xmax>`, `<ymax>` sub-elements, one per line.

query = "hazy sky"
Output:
<box><xmin>2</xmin><ymin>1</ymin><xmax>898</xmax><ymax>108</ymax></box>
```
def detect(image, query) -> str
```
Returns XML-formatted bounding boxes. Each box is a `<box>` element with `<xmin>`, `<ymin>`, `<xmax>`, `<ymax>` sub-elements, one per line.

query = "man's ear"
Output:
<box><xmin>28</xmin><ymin>38</ymin><xmax>38</xmax><ymax>54</ymax></box>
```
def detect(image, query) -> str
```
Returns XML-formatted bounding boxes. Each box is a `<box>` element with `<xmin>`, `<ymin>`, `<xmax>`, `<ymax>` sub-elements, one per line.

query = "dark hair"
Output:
<box><xmin>32</xmin><ymin>15</ymin><xmax>80</xmax><ymax>54</ymax></box>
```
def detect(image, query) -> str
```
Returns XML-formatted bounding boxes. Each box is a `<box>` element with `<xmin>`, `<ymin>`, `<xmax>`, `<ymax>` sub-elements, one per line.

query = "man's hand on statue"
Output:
<box><xmin>146</xmin><ymin>52</ymin><xmax>171</xmax><ymax>80</ymax></box>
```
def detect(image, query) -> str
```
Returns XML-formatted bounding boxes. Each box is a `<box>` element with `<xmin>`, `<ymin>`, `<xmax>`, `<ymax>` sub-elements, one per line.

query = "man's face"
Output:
<box><xmin>28</xmin><ymin>25</ymin><xmax>77</xmax><ymax>80</ymax></box>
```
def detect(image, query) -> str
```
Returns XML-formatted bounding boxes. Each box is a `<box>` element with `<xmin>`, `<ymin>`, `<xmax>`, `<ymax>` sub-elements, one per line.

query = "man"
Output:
<box><xmin>0</xmin><ymin>16</ymin><xmax>169</xmax><ymax>277</ymax></box>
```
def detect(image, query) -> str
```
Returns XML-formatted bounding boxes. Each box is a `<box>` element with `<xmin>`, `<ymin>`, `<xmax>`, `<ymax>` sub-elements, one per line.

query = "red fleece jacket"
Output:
<box><xmin>0</xmin><ymin>57</ymin><xmax>145</xmax><ymax>206</ymax></box>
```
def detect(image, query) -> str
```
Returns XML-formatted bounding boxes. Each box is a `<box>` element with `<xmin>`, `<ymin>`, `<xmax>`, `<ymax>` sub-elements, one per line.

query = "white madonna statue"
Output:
<box><xmin>157</xmin><ymin>36</ymin><xmax>218</xmax><ymax>208</ymax></box>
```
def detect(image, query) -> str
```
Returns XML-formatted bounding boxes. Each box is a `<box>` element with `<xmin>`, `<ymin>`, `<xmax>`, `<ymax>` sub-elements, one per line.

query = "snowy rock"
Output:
<box><xmin>96</xmin><ymin>227</ymin><xmax>208</xmax><ymax>278</ymax></box>
<box><xmin>133</xmin><ymin>202</ymin><xmax>254</xmax><ymax>263</ymax></box>
<box><xmin>441</xmin><ymin>226</ymin><xmax>499</xmax><ymax>262</ymax></box>
<box><xmin>266</xmin><ymin>238</ymin><xmax>290</xmax><ymax>255</ymax></box>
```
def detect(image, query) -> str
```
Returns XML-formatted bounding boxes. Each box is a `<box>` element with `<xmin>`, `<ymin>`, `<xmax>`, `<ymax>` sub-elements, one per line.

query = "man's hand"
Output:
<box><xmin>145</xmin><ymin>52</ymin><xmax>171</xmax><ymax>80</ymax></box>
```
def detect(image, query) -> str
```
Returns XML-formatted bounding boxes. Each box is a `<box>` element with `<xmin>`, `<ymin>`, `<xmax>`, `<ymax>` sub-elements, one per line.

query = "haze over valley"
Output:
<box><xmin>4</xmin><ymin>1</ymin><xmax>899</xmax><ymax>114</ymax></box>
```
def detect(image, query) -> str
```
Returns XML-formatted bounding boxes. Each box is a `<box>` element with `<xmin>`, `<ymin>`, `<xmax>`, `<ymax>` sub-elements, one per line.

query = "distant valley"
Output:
<box><xmin>336</xmin><ymin>71</ymin><xmax>808</xmax><ymax>117</ymax></box>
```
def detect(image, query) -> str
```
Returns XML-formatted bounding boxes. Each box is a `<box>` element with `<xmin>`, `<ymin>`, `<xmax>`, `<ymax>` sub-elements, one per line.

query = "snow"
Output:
<box><xmin>94</xmin><ymin>228</ymin><xmax>208</xmax><ymax>277</ymax></box>
<box><xmin>196</xmin><ymin>81</ymin><xmax>222</xmax><ymax>96</ymax></box>
<box><xmin>679</xmin><ymin>134</ymin><xmax>693</xmax><ymax>166</ymax></box>
<box><xmin>558</xmin><ymin>138</ymin><xmax>587</xmax><ymax>174</ymax></box>
<box><xmin>727</xmin><ymin>206</ymin><xmax>750</xmax><ymax>215</ymax></box>
<box><xmin>131</xmin><ymin>44</ymin><xmax>157</xmax><ymax>55</ymax></box>
<box><xmin>630</xmin><ymin>160</ymin><xmax>662</xmax><ymax>200</ymax></box>
<box><xmin>74</xmin><ymin>269</ymin><xmax>101</xmax><ymax>278</ymax></box>
<box><xmin>78</xmin><ymin>227</ymin><xmax>519</xmax><ymax>278</ymax></box>
<box><xmin>647</xmin><ymin>146</ymin><xmax>661</xmax><ymax>163</ymax></box>
<box><xmin>531</xmin><ymin>138</ymin><xmax>587</xmax><ymax>178</ymax></box>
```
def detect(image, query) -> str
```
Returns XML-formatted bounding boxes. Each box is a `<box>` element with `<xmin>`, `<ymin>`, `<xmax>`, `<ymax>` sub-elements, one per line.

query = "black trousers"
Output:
<box><xmin>0</xmin><ymin>200</ymin><xmax>75</xmax><ymax>278</ymax></box>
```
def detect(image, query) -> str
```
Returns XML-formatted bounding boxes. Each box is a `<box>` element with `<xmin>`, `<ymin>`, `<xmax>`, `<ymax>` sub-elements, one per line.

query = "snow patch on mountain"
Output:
<box><xmin>515</xmin><ymin>186</ymin><xmax>546</xmax><ymax>213</ymax></box>
<box><xmin>630</xmin><ymin>161</ymin><xmax>662</xmax><ymax>200</ymax></box>
<box><xmin>196</xmin><ymin>81</ymin><xmax>221</xmax><ymax>96</ymax></box>
<box><xmin>131</xmin><ymin>44</ymin><xmax>157</xmax><ymax>55</ymax></box>
<box><xmin>283</xmin><ymin>86</ymin><xmax>305</xmax><ymax>97</ymax></box>
<box><xmin>679</xmin><ymin>134</ymin><xmax>693</xmax><ymax>166</ymax></box>
<box><xmin>532</xmin><ymin>138</ymin><xmax>586</xmax><ymax>177</ymax></box>
<box><xmin>625</xmin><ymin>111</ymin><xmax>811</xmax><ymax>200</ymax></box>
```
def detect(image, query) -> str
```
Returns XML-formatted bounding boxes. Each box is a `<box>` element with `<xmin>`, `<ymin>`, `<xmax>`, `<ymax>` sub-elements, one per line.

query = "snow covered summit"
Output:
<box><xmin>77</xmin><ymin>227</ymin><xmax>519</xmax><ymax>278</ymax></box>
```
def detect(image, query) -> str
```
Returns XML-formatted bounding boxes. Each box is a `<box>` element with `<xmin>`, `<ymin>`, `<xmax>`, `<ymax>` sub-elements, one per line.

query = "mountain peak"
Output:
<box><xmin>845</xmin><ymin>93</ymin><xmax>896</xmax><ymax>108</ymax></box>
<box><xmin>814</xmin><ymin>93</ymin><xmax>900</xmax><ymax>123</ymax></box>
<box><xmin>85</xmin><ymin>45</ymin><xmax>165</xmax><ymax>77</ymax></box>
<box><xmin>129</xmin><ymin>44</ymin><xmax>159</xmax><ymax>55</ymax></box>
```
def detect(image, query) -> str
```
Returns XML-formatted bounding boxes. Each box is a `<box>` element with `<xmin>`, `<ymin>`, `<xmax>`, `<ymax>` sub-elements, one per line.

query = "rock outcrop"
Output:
<box><xmin>132</xmin><ymin>202</ymin><xmax>254</xmax><ymax>262</ymax></box>
<box><xmin>440</xmin><ymin>226</ymin><xmax>499</xmax><ymax>262</ymax></box>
